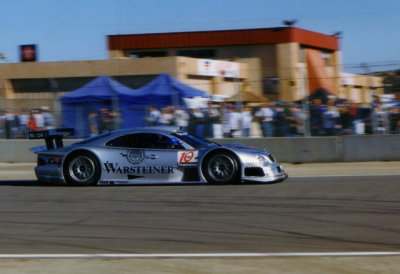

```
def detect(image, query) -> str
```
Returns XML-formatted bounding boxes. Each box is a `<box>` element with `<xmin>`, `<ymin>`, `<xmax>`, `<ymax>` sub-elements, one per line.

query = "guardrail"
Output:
<box><xmin>217</xmin><ymin>135</ymin><xmax>400</xmax><ymax>163</ymax></box>
<box><xmin>1</xmin><ymin>135</ymin><xmax>399</xmax><ymax>163</ymax></box>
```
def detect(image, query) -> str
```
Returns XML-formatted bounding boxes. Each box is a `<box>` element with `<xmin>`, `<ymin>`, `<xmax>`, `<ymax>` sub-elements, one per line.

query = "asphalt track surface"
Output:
<box><xmin>0</xmin><ymin>163</ymin><xmax>399</xmax><ymax>273</ymax></box>
<box><xmin>0</xmin><ymin>175</ymin><xmax>399</xmax><ymax>255</ymax></box>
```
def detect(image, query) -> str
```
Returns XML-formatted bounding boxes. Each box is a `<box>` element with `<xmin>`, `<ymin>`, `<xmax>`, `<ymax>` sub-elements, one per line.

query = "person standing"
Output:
<box><xmin>5</xmin><ymin>109</ymin><xmax>18</xmax><ymax>139</ymax></box>
<box><xmin>273</xmin><ymin>103</ymin><xmax>288</xmax><ymax>137</ymax></box>
<box><xmin>33</xmin><ymin>108</ymin><xmax>45</xmax><ymax>131</ymax></box>
<box><xmin>322</xmin><ymin>100</ymin><xmax>340</xmax><ymax>136</ymax></box>
<box><xmin>372</xmin><ymin>103</ymin><xmax>389</xmax><ymax>134</ymax></box>
<box><xmin>28</xmin><ymin>112</ymin><xmax>37</xmax><ymax>131</ymax></box>
<box><xmin>309</xmin><ymin>99</ymin><xmax>325</xmax><ymax>136</ymax></box>
<box><xmin>241</xmin><ymin>106</ymin><xmax>253</xmax><ymax>137</ymax></box>
<box><xmin>256</xmin><ymin>103</ymin><xmax>275</xmax><ymax>137</ymax></box>
<box><xmin>221</xmin><ymin>103</ymin><xmax>232</xmax><ymax>138</ymax></box>
<box><xmin>188</xmin><ymin>108</ymin><xmax>204</xmax><ymax>137</ymax></box>
<box><xmin>88</xmin><ymin>110</ymin><xmax>99</xmax><ymax>137</ymax></box>
<box><xmin>202</xmin><ymin>101</ymin><xmax>220</xmax><ymax>139</ymax></box>
<box><xmin>18</xmin><ymin>108</ymin><xmax>30</xmax><ymax>138</ymax></box>
<box><xmin>286</xmin><ymin>104</ymin><xmax>300</xmax><ymax>137</ymax></box>
<box><xmin>228</xmin><ymin>106</ymin><xmax>242</xmax><ymax>138</ymax></box>
<box><xmin>337</xmin><ymin>104</ymin><xmax>352</xmax><ymax>135</ymax></box>
<box><xmin>174</xmin><ymin>106</ymin><xmax>189</xmax><ymax>130</ymax></box>
<box><xmin>41</xmin><ymin>106</ymin><xmax>55</xmax><ymax>129</ymax></box>
<box><xmin>145</xmin><ymin>106</ymin><xmax>161</xmax><ymax>126</ymax></box>
<box><xmin>159</xmin><ymin>106</ymin><xmax>175</xmax><ymax>126</ymax></box>
<box><xmin>389</xmin><ymin>106</ymin><xmax>400</xmax><ymax>134</ymax></box>
<box><xmin>99</xmin><ymin>108</ymin><xmax>112</xmax><ymax>133</ymax></box>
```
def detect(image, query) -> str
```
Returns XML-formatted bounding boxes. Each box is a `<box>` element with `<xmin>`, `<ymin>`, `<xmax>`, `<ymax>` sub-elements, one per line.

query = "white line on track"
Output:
<box><xmin>0</xmin><ymin>252</ymin><xmax>400</xmax><ymax>259</ymax></box>
<box><xmin>290</xmin><ymin>174</ymin><xmax>400</xmax><ymax>178</ymax></box>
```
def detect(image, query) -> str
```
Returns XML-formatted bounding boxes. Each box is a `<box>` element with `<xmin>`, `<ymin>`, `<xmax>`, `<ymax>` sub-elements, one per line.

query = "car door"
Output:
<box><xmin>104</xmin><ymin>132</ymin><xmax>185</xmax><ymax>184</ymax></box>
<box><xmin>137</xmin><ymin>133</ymin><xmax>183</xmax><ymax>182</ymax></box>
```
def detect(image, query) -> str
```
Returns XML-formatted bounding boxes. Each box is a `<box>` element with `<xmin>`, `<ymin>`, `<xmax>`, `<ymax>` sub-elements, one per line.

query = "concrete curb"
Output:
<box><xmin>1</xmin><ymin>135</ymin><xmax>400</xmax><ymax>163</ymax></box>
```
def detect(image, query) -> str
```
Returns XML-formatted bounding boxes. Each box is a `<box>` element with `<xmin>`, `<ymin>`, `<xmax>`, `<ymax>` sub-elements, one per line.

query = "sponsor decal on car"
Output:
<box><xmin>99</xmin><ymin>180</ymin><xmax>117</xmax><ymax>185</ymax></box>
<box><xmin>103</xmin><ymin>162</ymin><xmax>174</xmax><ymax>175</ymax></box>
<box><xmin>243</xmin><ymin>164</ymin><xmax>262</xmax><ymax>168</ymax></box>
<box><xmin>99</xmin><ymin>180</ymin><xmax>135</xmax><ymax>185</ymax></box>
<box><xmin>120</xmin><ymin>149</ymin><xmax>144</xmax><ymax>164</ymax></box>
<box><xmin>177</xmin><ymin>151</ymin><xmax>198</xmax><ymax>167</ymax></box>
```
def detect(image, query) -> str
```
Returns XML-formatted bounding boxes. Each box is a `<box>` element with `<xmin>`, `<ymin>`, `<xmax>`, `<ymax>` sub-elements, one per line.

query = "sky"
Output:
<box><xmin>1</xmin><ymin>0</ymin><xmax>399</xmax><ymax>73</ymax></box>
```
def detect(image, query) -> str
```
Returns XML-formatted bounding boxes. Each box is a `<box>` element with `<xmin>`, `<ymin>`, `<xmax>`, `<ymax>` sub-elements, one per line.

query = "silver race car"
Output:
<box><xmin>29</xmin><ymin>127</ymin><xmax>287</xmax><ymax>186</ymax></box>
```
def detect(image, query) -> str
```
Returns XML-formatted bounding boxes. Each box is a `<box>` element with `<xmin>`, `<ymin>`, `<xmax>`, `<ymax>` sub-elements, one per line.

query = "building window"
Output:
<box><xmin>11</xmin><ymin>75</ymin><xmax>159</xmax><ymax>93</ymax></box>
<box><xmin>187</xmin><ymin>75</ymin><xmax>213</xmax><ymax>80</ymax></box>
<box><xmin>299</xmin><ymin>48</ymin><xmax>306</xmax><ymax>63</ymax></box>
<box><xmin>263</xmin><ymin>77</ymin><xmax>279</xmax><ymax>94</ymax></box>
<box><xmin>128</xmin><ymin>51</ymin><xmax>167</xmax><ymax>58</ymax></box>
<box><xmin>11</xmin><ymin>77</ymin><xmax>95</xmax><ymax>93</ymax></box>
<box><xmin>177</xmin><ymin>49</ymin><xmax>215</xmax><ymax>59</ymax></box>
<box><xmin>321</xmin><ymin>51</ymin><xmax>331</xmax><ymax>66</ymax></box>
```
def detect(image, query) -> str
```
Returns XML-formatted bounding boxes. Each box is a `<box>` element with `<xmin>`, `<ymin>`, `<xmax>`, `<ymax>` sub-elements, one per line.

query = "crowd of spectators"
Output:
<box><xmin>142</xmin><ymin>98</ymin><xmax>400</xmax><ymax>138</ymax></box>
<box><xmin>87</xmin><ymin>108</ymin><xmax>120</xmax><ymax>137</ymax></box>
<box><xmin>1</xmin><ymin>98</ymin><xmax>399</xmax><ymax>139</ymax></box>
<box><xmin>0</xmin><ymin>107</ymin><xmax>55</xmax><ymax>139</ymax></box>
<box><xmin>307</xmin><ymin>98</ymin><xmax>400</xmax><ymax>136</ymax></box>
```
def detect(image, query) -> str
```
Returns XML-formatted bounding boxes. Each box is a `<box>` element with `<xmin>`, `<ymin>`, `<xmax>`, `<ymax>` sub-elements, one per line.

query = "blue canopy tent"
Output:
<box><xmin>61</xmin><ymin>75</ymin><xmax>135</xmax><ymax>137</ymax></box>
<box><xmin>118</xmin><ymin>73</ymin><xmax>209</xmax><ymax>128</ymax></box>
<box><xmin>61</xmin><ymin>73</ymin><xmax>209</xmax><ymax>137</ymax></box>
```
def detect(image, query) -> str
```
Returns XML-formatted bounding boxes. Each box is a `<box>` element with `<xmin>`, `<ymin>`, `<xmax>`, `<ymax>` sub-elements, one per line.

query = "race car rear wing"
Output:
<box><xmin>29</xmin><ymin>128</ymin><xmax>75</xmax><ymax>150</ymax></box>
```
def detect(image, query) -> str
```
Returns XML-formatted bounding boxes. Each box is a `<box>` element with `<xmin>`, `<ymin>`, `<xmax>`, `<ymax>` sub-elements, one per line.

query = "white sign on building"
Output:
<box><xmin>340</xmin><ymin>72</ymin><xmax>355</xmax><ymax>86</ymax></box>
<box><xmin>197</xmin><ymin>59</ymin><xmax>240</xmax><ymax>78</ymax></box>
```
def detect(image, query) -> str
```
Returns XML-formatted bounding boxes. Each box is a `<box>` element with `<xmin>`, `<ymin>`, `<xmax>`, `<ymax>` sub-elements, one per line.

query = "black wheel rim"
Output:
<box><xmin>68</xmin><ymin>155</ymin><xmax>95</xmax><ymax>183</ymax></box>
<box><xmin>207</xmin><ymin>154</ymin><xmax>235</xmax><ymax>183</ymax></box>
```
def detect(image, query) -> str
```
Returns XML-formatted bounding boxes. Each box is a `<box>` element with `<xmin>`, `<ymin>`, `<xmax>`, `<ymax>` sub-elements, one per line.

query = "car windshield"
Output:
<box><xmin>173</xmin><ymin>133</ymin><xmax>218</xmax><ymax>149</ymax></box>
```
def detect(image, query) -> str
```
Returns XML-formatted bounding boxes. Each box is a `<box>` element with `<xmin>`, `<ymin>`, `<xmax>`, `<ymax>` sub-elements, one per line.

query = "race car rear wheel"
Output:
<box><xmin>202</xmin><ymin>151</ymin><xmax>240</xmax><ymax>184</ymax></box>
<box><xmin>63</xmin><ymin>151</ymin><xmax>100</xmax><ymax>186</ymax></box>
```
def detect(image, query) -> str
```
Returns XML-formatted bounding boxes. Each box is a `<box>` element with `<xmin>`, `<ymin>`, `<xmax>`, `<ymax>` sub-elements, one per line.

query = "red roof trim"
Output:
<box><xmin>108</xmin><ymin>27</ymin><xmax>339</xmax><ymax>51</ymax></box>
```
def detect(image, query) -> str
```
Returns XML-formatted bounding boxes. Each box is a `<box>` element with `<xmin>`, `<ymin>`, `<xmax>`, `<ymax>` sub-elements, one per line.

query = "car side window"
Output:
<box><xmin>106</xmin><ymin>134</ymin><xmax>144</xmax><ymax>148</ymax></box>
<box><xmin>143</xmin><ymin>134</ymin><xmax>184</xmax><ymax>149</ymax></box>
<box><xmin>106</xmin><ymin>133</ymin><xmax>184</xmax><ymax>149</ymax></box>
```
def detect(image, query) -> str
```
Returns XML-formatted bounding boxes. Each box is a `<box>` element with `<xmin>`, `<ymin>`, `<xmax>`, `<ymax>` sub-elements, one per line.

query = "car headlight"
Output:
<box><xmin>257</xmin><ymin>154</ymin><xmax>271</xmax><ymax>166</ymax></box>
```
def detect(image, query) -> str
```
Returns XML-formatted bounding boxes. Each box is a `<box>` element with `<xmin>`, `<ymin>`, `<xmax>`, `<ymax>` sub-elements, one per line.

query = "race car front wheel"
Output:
<box><xmin>202</xmin><ymin>151</ymin><xmax>240</xmax><ymax>184</ymax></box>
<box><xmin>63</xmin><ymin>151</ymin><xmax>100</xmax><ymax>186</ymax></box>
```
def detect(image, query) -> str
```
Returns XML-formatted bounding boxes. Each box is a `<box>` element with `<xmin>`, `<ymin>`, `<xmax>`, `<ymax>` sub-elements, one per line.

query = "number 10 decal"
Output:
<box><xmin>178</xmin><ymin>151</ymin><xmax>198</xmax><ymax>166</ymax></box>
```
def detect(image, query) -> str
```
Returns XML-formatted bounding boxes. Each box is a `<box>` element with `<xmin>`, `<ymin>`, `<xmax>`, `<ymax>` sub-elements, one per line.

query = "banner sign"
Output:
<box><xmin>340</xmin><ymin>73</ymin><xmax>355</xmax><ymax>86</ymax></box>
<box><xmin>197</xmin><ymin>59</ymin><xmax>239</xmax><ymax>78</ymax></box>
<box><xmin>20</xmin><ymin>44</ymin><xmax>37</xmax><ymax>62</ymax></box>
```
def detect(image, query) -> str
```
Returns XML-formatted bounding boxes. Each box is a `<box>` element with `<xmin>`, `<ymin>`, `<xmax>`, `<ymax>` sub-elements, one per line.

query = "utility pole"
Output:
<box><xmin>361</xmin><ymin>62</ymin><xmax>379</xmax><ymax>134</ymax></box>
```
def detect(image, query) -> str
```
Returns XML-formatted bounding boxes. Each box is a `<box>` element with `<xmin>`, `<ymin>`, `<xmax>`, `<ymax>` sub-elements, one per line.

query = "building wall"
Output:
<box><xmin>0</xmin><ymin>28</ymin><xmax>382</xmax><ymax>110</ymax></box>
<box><xmin>0</xmin><ymin>57</ymin><xmax>258</xmax><ymax>110</ymax></box>
<box><xmin>276</xmin><ymin>42</ymin><xmax>304</xmax><ymax>102</ymax></box>
<box><xmin>107</xmin><ymin>27</ymin><xmax>345</xmax><ymax>103</ymax></box>
<box><xmin>212</xmin><ymin>45</ymin><xmax>277</xmax><ymax>77</ymax></box>
<box><xmin>1</xmin><ymin>27</ymin><xmax>380</xmax><ymax>110</ymax></box>
<box><xmin>0</xmin><ymin>58</ymin><xmax>179</xmax><ymax>80</ymax></box>
<box><xmin>0</xmin><ymin>58</ymin><xmax>178</xmax><ymax>110</ymax></box>
<box><xmin>340</xmin><ymin>74</ymin><xmax>384</xmax><ymax>103</ymax></box>
<box><xmin>332</xmin><ymin>50</ymin><xmax>343</xmax><ymax>96</ymax></box>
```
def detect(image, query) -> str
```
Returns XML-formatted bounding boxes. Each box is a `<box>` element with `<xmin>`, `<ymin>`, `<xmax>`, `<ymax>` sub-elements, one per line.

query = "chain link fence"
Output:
<box><xmin>0</xmin><ymin>97</ymin><xmax>399</xmax><ymax>139</ymax></box>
